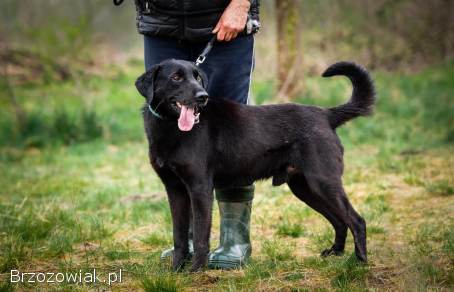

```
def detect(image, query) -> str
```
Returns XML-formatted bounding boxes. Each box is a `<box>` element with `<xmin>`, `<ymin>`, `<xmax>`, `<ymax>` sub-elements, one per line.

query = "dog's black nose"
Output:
<box><xmin>195</xmin><ymin>90</ymin><xmax>209</xmax><ymax>99</ymax></box>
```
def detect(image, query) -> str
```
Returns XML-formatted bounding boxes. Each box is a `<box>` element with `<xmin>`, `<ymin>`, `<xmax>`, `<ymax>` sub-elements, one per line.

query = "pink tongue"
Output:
<box><xmin>178</xmin><ymin>105</ymin><xmax>195</xmax><ymax>131</ymax></box>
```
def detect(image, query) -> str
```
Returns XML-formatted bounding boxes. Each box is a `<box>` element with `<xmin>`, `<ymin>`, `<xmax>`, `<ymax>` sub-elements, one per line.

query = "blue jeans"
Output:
<box><xmin>144</xmin><ymin>35</ymin><xmax>254</xmax><ymax>104</ymax></box>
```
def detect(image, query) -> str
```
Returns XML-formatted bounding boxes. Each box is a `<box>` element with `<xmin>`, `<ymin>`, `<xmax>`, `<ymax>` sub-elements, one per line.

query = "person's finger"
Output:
<box><xmin>212</xmin><ymin>21</ymin><xmax>221</xmax><ymax>33</ymax></box>
<box><xmin>225</xmin><ymin>33</ymin><xmax>232</xmax><ymax>42</ymax></box>
<box><xmin>229</xmin><ymin>31</ymin><xmax>238</xmax><ymax>41</ymax></box>
<box><xmin>217</xmin><ymin>29</ymin><xmax>226</xmax><ymax>41</ymax></box>
<box><xmin>227</xmin><ymin>30</ymin><xmax>235</xmax><ymax>41</ymax></box>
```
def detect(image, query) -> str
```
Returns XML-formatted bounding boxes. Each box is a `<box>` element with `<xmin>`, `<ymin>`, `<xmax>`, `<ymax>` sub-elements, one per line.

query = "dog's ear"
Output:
<box><xmin>135</xmin><ymin>65</ymin><xmax>161</xmax><ymax>100</ymax></box>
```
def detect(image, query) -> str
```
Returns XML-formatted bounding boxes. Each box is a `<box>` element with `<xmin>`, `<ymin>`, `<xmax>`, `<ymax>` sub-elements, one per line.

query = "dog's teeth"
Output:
<box><xmin>176</xmin><ymin>102</ymin><xmax>182</xmax><ymax>108</ymax></box>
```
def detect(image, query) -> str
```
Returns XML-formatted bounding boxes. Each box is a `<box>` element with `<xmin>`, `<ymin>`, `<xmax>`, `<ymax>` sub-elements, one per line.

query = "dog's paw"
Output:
<box><xmin>354</xmin><ymin>246</ymin><xmax>368</xmax><ymax>263</ymax></box>
<box><xmin>172</xmin><ymin>252</ymin><xmax>190</xmax><ymax>272</ymax></box>
<box><xmin>321</xmin><ymin>245</ymin><xmax>344</xmax><ymax>257</ymax></box>
<box><xmin>172</xmin><ymin>258</ymin><xmax>186</xmax><ymax>272</ymax></box>
<box><xmin>190</xmin><ymin>255</ymin><xmax>208</xmax><ymax>272</ymax></box>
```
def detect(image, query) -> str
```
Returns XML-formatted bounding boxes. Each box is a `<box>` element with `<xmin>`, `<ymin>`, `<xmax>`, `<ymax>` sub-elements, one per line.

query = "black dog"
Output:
<box><xmin>136</xmin><ymin>59</ymin><xmax>375</xmax><ymax>271</ymax></box>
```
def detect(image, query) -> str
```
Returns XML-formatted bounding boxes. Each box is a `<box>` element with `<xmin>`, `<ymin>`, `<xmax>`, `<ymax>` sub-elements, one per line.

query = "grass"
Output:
<box><xmin>0</xmin><ymin>61</ymin><xmax>453</xmax><ymax>290</ymax></box>
<box><xmin>142</xmin><ymin>273</ymin><xmax>180</xmax><ymax>292</ymax></box>
<box><xmin>276</xmin><ymin>221</ymin><xmax>306</xmax><ymax>238</ymax></box>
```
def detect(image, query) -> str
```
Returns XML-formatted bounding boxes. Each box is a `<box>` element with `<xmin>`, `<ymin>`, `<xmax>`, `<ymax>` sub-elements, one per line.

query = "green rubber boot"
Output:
<box><xmin>208</xmin><ymin>185</ymin><xmax>254</xmax><ymax>269</ymax></box>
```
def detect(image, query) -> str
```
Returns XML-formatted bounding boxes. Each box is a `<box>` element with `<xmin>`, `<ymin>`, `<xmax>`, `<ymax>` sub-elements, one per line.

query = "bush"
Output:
<box><xmin>0</xmin><ymin>108</ymin><xmax>103</xmax><ymax>148</ymax></box>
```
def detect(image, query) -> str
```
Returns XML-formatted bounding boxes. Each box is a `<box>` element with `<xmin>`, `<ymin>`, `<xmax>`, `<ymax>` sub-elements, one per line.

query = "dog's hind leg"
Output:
<box><xmin>292</xmin><ymin>141</ymin><xmax>367</xmax><ymax>262</ymax></box>
<box><xmin>337</xmin><ymin>187</ymin><xmax>367</xmax><ymax>262</ymax></box>
<box><xmin>288</xmin><ymin>174</ymin><xmax>348</xmax><ymax>256</ymax></box>
<box><xmin>299</xmin><ymin>171</ymin><xmax>367</xmax><ymax>262</ymax></box>
<box><xmin>325</xmin><ymin>184</ymin><xmax>366</xmax><ymax>262</ymax></box>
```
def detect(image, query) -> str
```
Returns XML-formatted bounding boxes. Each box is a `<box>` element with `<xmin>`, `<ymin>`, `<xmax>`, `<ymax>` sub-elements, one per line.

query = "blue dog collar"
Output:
<box><xmin>148</xmin><ymin>103</ymin><xmax>164</xmax><ymax>120</ymax></box>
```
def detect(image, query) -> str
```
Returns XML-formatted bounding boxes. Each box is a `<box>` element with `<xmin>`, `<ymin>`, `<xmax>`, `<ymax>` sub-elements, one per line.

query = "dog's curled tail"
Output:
<box><xmin>322</xmin><ymin>61</ymin><xmax>376</xmax><ymax>128</ymax></box>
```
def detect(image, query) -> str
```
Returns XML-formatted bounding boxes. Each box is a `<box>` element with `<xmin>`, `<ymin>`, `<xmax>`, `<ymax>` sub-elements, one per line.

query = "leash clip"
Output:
<box><xmin>195</xmin><ymin>55</ymin><xmax>206</xmax><ymax>67</ymax></box>
<box><xmin>194</xmin><ymin>35</ymin><xmax>217</xmax><ymax>67</ymax></box>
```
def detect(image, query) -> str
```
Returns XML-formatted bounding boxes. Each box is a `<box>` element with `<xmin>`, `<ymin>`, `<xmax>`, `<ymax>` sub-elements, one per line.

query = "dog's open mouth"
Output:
<box><xmin>176</xmin><ymin>102</ymin><xmax>200</xmax><ymax>132</ymax></box>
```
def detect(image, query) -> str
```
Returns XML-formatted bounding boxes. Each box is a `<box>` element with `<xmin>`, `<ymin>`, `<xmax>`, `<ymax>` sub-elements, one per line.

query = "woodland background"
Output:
<box><xmin>0</xmin><ymin>1</ymin><xmax>453</xmax><ymax>291</ymax></box>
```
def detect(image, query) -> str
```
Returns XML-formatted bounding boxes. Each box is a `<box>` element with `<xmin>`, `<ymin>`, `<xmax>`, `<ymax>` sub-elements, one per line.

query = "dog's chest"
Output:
<box><xmin>149</xmin><ymin>140</ymin><xmax>175</xmax><ymax>169</ymax></box>
<box><xmin>148</xmin><ymin>133</ymin><xmax>190</xmax><ymax>171</ymax></box>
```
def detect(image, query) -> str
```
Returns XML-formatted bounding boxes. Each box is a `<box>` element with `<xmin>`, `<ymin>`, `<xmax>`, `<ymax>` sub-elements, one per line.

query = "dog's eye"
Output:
<box><xmin>196</xmin><ymin>75</ymin><xmax>202</xmax><ymax>84</ymax></box>
<box><xmin>171</xmin><ymin>74</ymin><xmax>182</xmax><ymax>82</ymax></box>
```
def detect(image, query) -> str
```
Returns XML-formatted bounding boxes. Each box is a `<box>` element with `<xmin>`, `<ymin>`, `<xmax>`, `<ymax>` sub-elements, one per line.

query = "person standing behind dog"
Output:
<box><xmin>114</xmin><ymin>0</ymin><xmax>260</xmax><ymax>269</ymax></box>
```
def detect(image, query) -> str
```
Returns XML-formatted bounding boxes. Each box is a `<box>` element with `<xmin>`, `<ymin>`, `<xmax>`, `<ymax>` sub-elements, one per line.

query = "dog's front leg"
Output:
<box><xmin>187</xmin><ymin>181</ymin><xmax>214</xmax><ymax>272</ymax></box>
<box><xmin>157</xmin><ymin>168</ymin><xmax>191</xmax><ymax>271</ymax></box>
<box><xmin>167</xmin><ymin>188</ymin><xmax>191</xmax><ymax>271</ymax></box>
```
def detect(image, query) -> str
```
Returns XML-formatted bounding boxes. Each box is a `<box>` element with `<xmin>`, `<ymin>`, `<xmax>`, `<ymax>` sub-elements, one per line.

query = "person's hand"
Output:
<box><xmin>213</xmin><ymin>0</ymin><xmax>250</xmax><ymax>42</ymax></box>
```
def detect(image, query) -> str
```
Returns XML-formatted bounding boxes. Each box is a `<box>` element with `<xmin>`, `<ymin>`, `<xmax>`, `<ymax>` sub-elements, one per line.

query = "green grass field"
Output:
<box><xmin>0</xmin><ymin>61</ymin><xmax>453</xmax><ymax>291</ymax></box>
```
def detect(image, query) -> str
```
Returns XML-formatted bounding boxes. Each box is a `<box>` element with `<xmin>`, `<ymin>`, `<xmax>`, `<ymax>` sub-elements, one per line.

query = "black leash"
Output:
<box><xmin>195</xmin><ymin>35</ymin><xmax>217</xmax><ymax>66</ymax></box>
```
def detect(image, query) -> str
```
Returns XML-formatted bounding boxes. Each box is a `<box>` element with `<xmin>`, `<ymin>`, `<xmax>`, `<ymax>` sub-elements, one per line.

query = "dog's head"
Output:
<box><xmin>136</xmin><ymin>59</ymin><xmax>209</xmax><ymax>131</ymax></box>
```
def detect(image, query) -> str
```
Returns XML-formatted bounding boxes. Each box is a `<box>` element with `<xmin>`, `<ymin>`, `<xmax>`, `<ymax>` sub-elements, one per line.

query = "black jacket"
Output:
<box><xmin>133</xmin><ymin>0</ymin><xmax>260</xmax><ymax>42</ymax></box>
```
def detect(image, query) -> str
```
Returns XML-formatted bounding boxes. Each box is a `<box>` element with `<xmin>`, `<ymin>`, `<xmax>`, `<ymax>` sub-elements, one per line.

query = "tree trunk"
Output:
<box><xmin>275</xmin><ymin>0</ymin><xmax>303</xmax><ymax>101</ymax></box>
<box><xmin>1</xmin><ymin>62</ymin><xmax>26</xmax><ymax>134</ymax></box>
<box><xmin>442</xmin><ymin>0</ymin><xmax>453</xmax><ymax>61</ymax></box>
